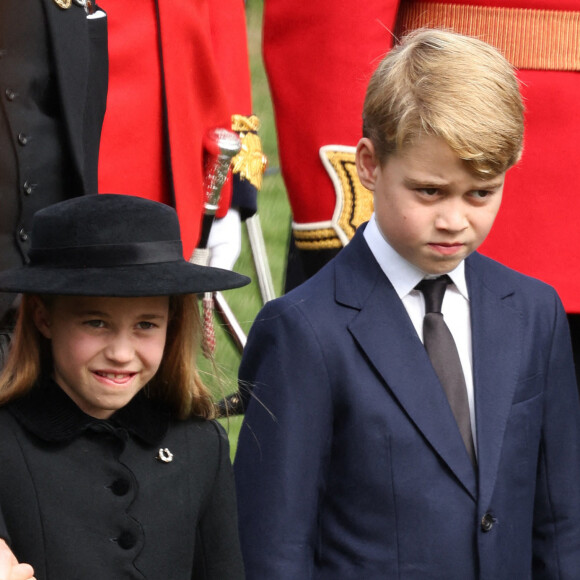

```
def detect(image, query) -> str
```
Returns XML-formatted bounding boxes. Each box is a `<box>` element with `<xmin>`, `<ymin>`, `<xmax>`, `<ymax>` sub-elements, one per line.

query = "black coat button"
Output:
<box><xmin>18</xmin><ymin>228</ymin><xmax>28</xmax><ymax>242</ymax></box>
<box><xmin>17</xmin><ymin>132</ymin><xmax>28</xmax><ymax>146</ymax></box>
<box><xmin>481</xmin><ymin>512</ymin><xmax>495</xmax><ymax>532</ymax></box>
<box><xmin>5</xmin><ymin>89</ymin><xmax>16</xmax><ymax>101</ymax></box>
<box><xmin>23</xmin><ymin>181</ymin><xmax>34</xmax><ymax>195</ymax></box>
<box><xmin>110</xmin><ymin>478</ymin><xmax>130</xmax><ymax>496</ymax></box>
<box><xmin>116</xmin><ymin>531</ymin><xmax>137</xmax><ymax>550</ymax></box>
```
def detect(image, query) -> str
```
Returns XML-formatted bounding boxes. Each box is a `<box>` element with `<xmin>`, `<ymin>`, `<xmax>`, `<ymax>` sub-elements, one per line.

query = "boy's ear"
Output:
<box><xmin>31</xmin><ymin>297</ymin><xmax>53</xmax><ymax>339</ymax></box>
<box><xmin>355</xmin><ymin>138</ymin><xmax>380</xmax><ymax>191</ymax></box>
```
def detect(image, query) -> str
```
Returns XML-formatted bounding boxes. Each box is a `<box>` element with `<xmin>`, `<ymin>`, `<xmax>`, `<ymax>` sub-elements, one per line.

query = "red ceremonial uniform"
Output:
<box><xmin>99</xmin><ymin>0</ymin><xmax>254</xmax><ymax>259</ymax></box>
<box><xmin>264</xmin><ymin>0</ymin><xmax>580</xmax><ymax>316</ymax></box>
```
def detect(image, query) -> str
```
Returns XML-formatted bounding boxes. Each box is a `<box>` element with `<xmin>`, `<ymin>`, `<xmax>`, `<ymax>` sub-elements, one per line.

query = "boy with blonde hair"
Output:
<box><xmin>234</xmin><ymin>29</ymin><xmax>580</xmax><ymax>579</ymax></box>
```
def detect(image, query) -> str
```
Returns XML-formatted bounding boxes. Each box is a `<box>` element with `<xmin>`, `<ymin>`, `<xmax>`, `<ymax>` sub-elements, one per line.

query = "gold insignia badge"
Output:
<box><xmin>293</xmin><ymin>145</ymin><xmax>374</xmax><ymax>251</ymax></box>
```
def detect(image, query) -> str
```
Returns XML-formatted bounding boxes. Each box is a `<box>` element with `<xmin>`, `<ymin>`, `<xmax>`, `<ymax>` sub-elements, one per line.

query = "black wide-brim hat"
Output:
<box><xmin>0</xmin><ymin>194</ymin><xmax>250</xmax><ymax>296</ymax></box>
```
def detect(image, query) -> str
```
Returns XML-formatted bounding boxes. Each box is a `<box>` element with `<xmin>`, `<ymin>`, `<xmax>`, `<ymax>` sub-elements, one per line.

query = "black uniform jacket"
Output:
<box><xmin>0</xmin><ymin>379</ymin><xmax>244</xmax><ymax>579</ymax></box>
<box><xmin>0</xmin><ymin>1</ymin><xmax>108</xmax><ymax>319</ymax></box>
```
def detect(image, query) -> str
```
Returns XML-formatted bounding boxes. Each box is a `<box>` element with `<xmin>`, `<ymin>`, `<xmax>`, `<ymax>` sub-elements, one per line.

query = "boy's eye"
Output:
<box><xmin>418</xmin><ymin>188</ymin><xmax>439</xmax><ymax>196</ymax></box>
<box><xmin>84</xmin><ymin>319</ymin><xmax>105</xmax><ymax>328</ymax></box>
<box><xmin>470</xmin><ymin>190</ymin><xmax>491</xmax><ymax>199</ymax></box>
<box><xmin>137</xmin><ymin>321</ymin><xmax>157</xmax><ymax>330</ymax></box>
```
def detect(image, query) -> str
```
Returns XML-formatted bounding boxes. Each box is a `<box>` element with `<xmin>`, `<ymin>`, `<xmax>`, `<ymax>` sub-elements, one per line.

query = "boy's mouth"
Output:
<box><xmin>428</xmin><ymin>242</ymin><xmax>464</xmax><ymax>255</ymax></box>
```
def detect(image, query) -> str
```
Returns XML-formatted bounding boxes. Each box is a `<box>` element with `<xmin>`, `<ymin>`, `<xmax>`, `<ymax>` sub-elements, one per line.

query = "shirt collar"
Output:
<box><xmin>363</xmin><ymin>214</ymin><xmax>469</xmax><ymax>300</ymax></box>
<box><xmin>8</xmin><ymin>377</ymin><xmax>170</xmax><ymax>446</ymax></box>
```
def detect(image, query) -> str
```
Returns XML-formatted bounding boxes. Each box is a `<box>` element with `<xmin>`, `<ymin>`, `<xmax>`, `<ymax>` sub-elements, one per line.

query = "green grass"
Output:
<box><xmin>199</xmin><ymin>0</ymin><xmax>290</xmax><ymax>458</ymax></box>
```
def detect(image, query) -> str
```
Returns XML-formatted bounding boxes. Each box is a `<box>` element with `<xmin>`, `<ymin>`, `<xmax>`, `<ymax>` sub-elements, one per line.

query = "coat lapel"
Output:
<box><xmin>336</xmin><ymin>231</ymin><xmax>477</xmax><ymax>499</ymax></box>
<box><xmin>466</xmin><ymin>254</ymin><xmax>522</xmax><ymax>509</ymax></box>
<box><xmin>43</xmin><ymin>0</ymin><xmax>89</xmax><ymax>185</ymax></box>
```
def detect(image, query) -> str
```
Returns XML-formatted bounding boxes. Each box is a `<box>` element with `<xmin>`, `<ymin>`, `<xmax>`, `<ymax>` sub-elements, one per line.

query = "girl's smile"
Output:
<box><xmin>32</xmin><ymin>295</ymin><xmax>170</xmax><ymax>419</ymax></box>
<box><xmin>93</xmin><ymin>371</ymin><xmax>136</xmax><ymax>382</ymax></box>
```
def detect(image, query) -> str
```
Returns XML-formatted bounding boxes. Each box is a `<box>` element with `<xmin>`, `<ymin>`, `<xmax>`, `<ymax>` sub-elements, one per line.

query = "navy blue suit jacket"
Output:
<box><xmin>234</xmin><ymin>227</ymin><xmax>580</xmax><ymax>579</ymax></box>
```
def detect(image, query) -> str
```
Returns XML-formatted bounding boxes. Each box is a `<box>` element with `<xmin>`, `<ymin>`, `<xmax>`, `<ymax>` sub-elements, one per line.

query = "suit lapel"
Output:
<box><xmin>337</xmin><ymin>232</ymin><xmax>477</xmax><ymax>499</ymax></box>
<box><xmin>44</xmin><ymin>0</ymin><xmax>89</xmax><ymax>183</ymax></box>
<box><xmin>466</xmin><ymin>255</ymin><xmax>522</xmax><ymax>509</ymax></box>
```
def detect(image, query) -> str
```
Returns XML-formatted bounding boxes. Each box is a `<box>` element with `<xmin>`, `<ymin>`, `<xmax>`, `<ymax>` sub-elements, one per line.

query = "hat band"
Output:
<box><xmin>29</xmin><ymin>240</ymin><xmax>184</xmax><ymax>268</ymax></box>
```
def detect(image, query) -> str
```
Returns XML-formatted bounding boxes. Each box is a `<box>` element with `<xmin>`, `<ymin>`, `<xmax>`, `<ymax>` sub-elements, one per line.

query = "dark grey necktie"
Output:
<box><xmin>416</xmin><ymin>276</ymin><xmax>476</xmax><ymax>465</ymax></box>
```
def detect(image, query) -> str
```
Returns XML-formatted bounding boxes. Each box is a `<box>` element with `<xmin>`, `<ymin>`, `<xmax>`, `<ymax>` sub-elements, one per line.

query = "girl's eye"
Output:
<box><xmin>85</xmin><ymin>320</ymin><xmax>105</xmax><ymax>328</ymax></box>
<box><xmin>137</xmin><ymin>321</ymin><xmax>156</xmax><ymax>330</ymax></box>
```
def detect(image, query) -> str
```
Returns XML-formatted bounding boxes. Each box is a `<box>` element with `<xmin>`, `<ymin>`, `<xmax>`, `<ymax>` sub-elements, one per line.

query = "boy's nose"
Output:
<box><xmin>435</xmin><ymin>202</ymin><xmax>468</xmax><ymax>232</ymax></box>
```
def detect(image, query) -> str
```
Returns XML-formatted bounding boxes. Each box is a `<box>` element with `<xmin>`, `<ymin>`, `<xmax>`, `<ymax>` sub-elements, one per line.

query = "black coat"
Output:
<box><xmin>0</xmin><ymin>380</ymin><xmax>245</xmax><ymax>579</ymax></box>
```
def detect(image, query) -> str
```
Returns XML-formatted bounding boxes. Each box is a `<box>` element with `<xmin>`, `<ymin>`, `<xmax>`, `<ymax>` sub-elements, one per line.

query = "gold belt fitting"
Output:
<box><xmin>396</xmin><ymin>2</ymin><xmax>580</xmax><ymax>70</ymax></box>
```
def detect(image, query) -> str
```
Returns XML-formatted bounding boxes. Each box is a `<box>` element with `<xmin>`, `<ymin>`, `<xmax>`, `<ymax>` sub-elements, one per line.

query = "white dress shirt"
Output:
<box><xmin>363</xmin><ymin>215</ymin><xmax>477</xmax><ymax>451</ymax></box>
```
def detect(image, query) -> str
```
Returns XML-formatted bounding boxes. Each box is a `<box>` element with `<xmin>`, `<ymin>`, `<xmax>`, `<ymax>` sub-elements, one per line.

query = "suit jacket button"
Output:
<box><xmin>5</xmin><ymin>88</ymin><xmax>16</xmax><ymax>101</ymax></box>
<box><xmin>18</xmin><ymin>132</ymin><xmax>28</xmax><ymax>146</ymax></box>
<box><xmin>481</xmin><ymin>512</ymin><xmax>495</xmax><ymax>532</ymax></box>
<box><xmin>18</xmin><ymin>228</ymin><xmax>28</xmax><ymax>242</ymax></box>
<box><xmin>23</xmin><ymin>181</ymin><xmax>34</xmax><ymax>195</ymax></box>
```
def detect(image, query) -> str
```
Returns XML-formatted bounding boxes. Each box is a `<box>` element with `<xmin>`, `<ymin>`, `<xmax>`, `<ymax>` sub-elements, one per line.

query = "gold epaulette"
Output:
<box><xmin>231</xmin><ymin>115</ymin><xmax>268</xmax><ymax>190</ymax></box>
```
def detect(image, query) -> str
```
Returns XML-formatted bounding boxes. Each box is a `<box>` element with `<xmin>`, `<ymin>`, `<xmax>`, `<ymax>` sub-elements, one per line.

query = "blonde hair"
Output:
<box><xmin>363</xmin><ymin>28</ymin><xmax>524</xmax><ymax>177</ymax></box>
<box><xmin>0</xmin><ymin>294</ymin><xmax>215</xmax><ymax>420</ymax></box>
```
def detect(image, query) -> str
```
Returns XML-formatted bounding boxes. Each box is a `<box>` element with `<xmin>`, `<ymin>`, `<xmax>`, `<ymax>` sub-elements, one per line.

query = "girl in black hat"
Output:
<box><xmin>0</xmin><ymin>194</ymin><xmax>249</xmax><ymax>580</ymax></box>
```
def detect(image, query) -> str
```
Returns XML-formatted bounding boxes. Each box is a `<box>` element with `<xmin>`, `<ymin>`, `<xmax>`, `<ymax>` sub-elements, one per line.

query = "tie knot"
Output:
<box><xmin>416</xmin><ymin>275</ymin><xmax>450</xmax><ymax>313</ymax></box>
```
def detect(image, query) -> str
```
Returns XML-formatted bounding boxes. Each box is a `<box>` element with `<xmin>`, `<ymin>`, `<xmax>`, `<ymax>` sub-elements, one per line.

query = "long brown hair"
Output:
<box><xmin>0</xmin><ymin>293</ymin><xmax>215</xmax><ymax>419</ymax></box>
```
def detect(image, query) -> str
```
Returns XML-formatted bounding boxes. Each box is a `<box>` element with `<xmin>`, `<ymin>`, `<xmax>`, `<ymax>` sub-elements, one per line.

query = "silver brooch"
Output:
<box><xmin>156</xmin><ymin>448</ymin><xmax>174</xmax><ymax>463</ymax></box>
<box><xmin>54</xmin><ymin>0</ymin><xmax>91</xmax><ymax>13</ymax></box>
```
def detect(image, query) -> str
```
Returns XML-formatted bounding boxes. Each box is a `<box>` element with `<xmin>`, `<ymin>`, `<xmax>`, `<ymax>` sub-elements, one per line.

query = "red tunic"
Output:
<box><xmin>99</xmin><ymin>0</ymin><xmax>253</xmax><ymax>259</ymax></box>
<box><xmin>264</xmin><ymin>0</ymin><xmax>580</xmax><ymax>312</ymax></box>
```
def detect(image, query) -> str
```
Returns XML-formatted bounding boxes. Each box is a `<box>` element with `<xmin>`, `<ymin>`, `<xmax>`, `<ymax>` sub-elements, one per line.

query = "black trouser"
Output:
<box><xmin>284</xmin><ymin>232</ymin><xmax>340</xmax><ymax>293</ymax></box>
<box><xmin>569</xmin><ymin>314</ymin><xmax>580</xmax><ymax>389</ymax></box>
